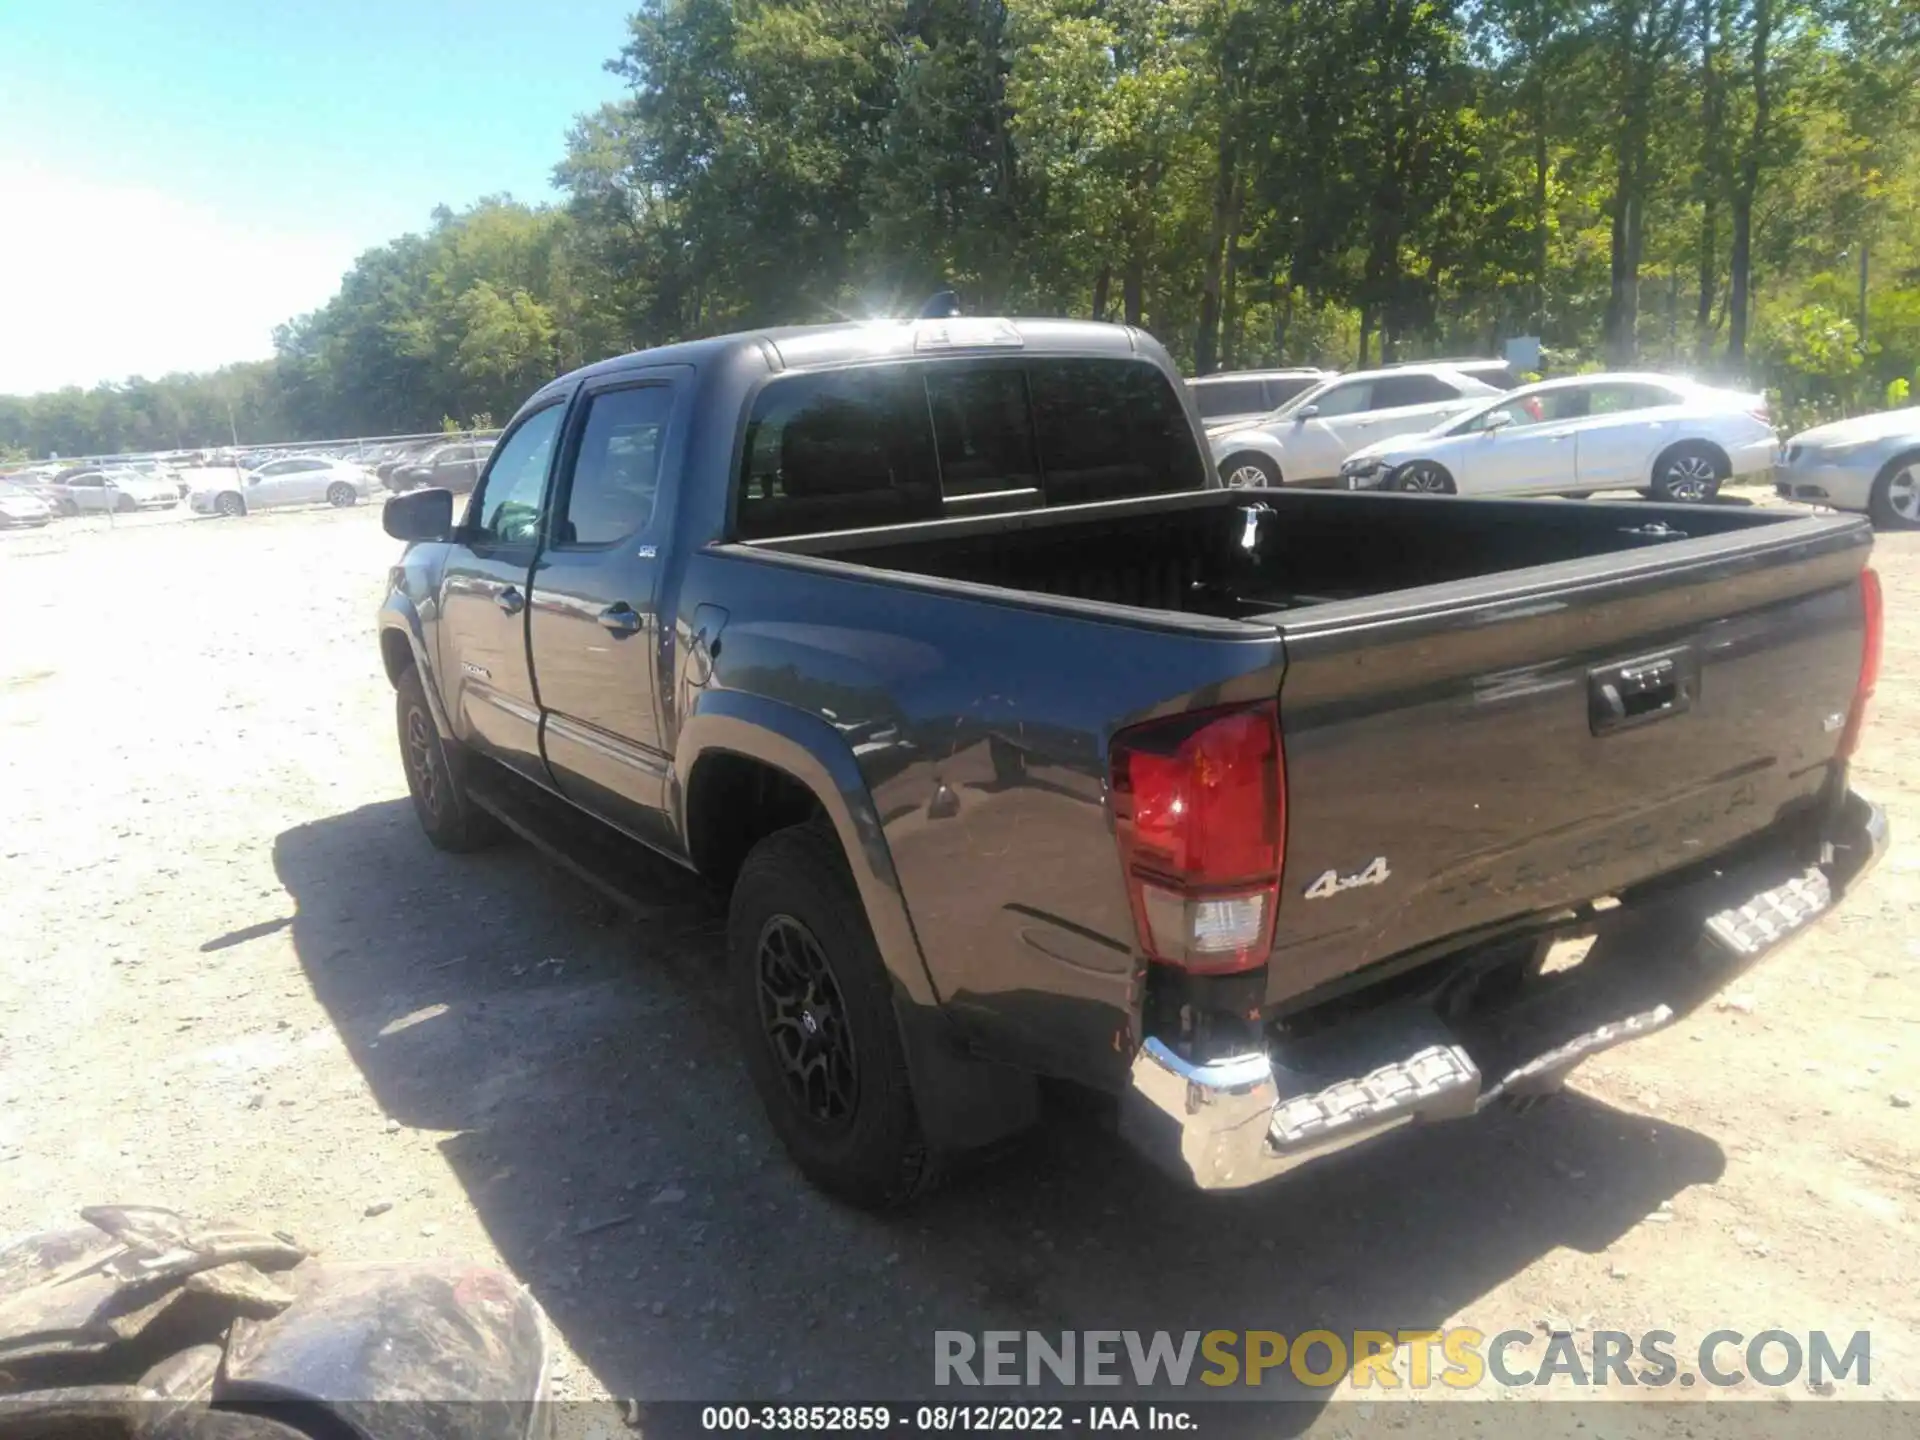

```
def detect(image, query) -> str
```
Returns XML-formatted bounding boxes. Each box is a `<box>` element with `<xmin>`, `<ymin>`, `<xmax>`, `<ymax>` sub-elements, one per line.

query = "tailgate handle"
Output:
<box><xmin>1589</xmin><ymin>649</ymin><xmax>1698</xmax><ymax>736</ymax></box>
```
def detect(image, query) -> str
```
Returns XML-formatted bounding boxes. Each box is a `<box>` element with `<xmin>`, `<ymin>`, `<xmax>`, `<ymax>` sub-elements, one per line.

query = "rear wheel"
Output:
<box><xmin>1219</xmin><ymin>453</ymin><xmax>1281</xmax><ymax>489</ymax></box>
<box><xmin>326</xmin><ymin>481</ymin><xmax>358</xmax><ymax>508</ymax></box>
<box><xmin>1389</xmin><ymin>461</ymin><xmax>1456</xmax><ymax>494</ymax></box>
<box><xmin>1868</xmin><ymin>454</ymin><xmax>1920</xmax><ymax>530</ymax></box>
<box><xmin>729</xmin><ymin>820</ymin><xmax>933</xmax><ymax>1209</ymax></box>
<box><xmin>1650</xmin><ymin>442</ymin><xmax>1726</xmax><ymax>503</ymax></box>
<box><xmin>395</xmin><ymin>666</ymin><xmax>501</xmax><ymax>852</ymax></box>
<box><xmin>215</xmin><ymin>492</ymin><xmax>246</xmax><ymax>518</ymax></box>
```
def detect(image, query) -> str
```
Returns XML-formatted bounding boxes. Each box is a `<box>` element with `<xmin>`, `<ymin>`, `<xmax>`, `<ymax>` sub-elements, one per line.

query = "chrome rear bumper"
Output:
<box><xmin>1122</xmin><ymin>790</ymin><xmax>1888</xmax><ymax>1190</ymax></box>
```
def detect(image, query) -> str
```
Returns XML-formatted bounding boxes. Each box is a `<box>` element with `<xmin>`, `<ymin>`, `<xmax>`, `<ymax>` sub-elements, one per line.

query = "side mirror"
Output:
<box><xmin>1293</xmin><ymin>404</ymin><xmax>1319</xmax><ymax>422</ymax></box>
<box><xmin>383</xmin><ymin>487</ymin><xmax>454</xmax><ymax>543</ymax></box>
<box><xmin>1483</xmin><ymin>410</ymin><xmax>1514</xmax><ymax>432</ymax></box>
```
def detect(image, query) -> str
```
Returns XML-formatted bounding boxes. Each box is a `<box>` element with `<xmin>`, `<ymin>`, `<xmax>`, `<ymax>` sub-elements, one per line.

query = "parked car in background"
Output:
<box><xmin>1381</xmin><ymin>356</ymin><xmax>1523</xmax><ymax>391</ymax></box>
<box><xmin>2</xmin><ymin>473</ymin><xmax>68</xmax><ymax>514</ymax></box>
<box><xmin>111</xmin><ymin>457</ymin><xmax>191</xmax><ymax>497</ymax></box>
<box><xmin>374</xmin><ymin>444</ymin><xmax>435</xmax><ymax>487</ymax></box>
<box><xmin>1776</xmin><ymin>406</ymin><xmax>1920</xmax><ymax>530</ymax></box>
<box><xmin>0</xmin><ymin>481</ymin><xmax>54</xmax><ymax>528</ymax></box>
<box><xmin>1187</xmin><ymin>368</ymin><xmax>1333</xmax><ymax>432</ymax></box>
<box><xmin>386</xmin><ymin>441</ymin><xmax>494</xmax><ymax>494</ymax></box>
<box><xmin>47</xmin><ymin>469</ymin><xmax>180</xmax><ymax>514</ymax></box>
<box><xmin>1209</xmin><ymin>363</ymin><xmax>1503</xmax><ymax>487</ymax></box>
<box><xmin>1339</xmin><ymin>373</ymin><xmax>1776</xmax><ymax>502</ymax></box>
<box><xmin>190</xmin><ymin>457</ymin><xmax>376</xmax><ymax>517</ymax></box>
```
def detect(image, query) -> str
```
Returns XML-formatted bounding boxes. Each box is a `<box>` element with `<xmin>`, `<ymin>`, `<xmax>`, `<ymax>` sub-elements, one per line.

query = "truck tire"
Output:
<box><xmin>394</xmin><ymin>665</ymin><xmax>501</xmax><ymax>852</ymax></box>
<box><xmin>729</xmin><ymin>820</ymin><xmax>935</xmax><ymax>1209</ymax></box>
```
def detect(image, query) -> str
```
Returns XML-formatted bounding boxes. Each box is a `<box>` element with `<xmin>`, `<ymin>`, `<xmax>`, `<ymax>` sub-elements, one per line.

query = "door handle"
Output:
<box><xmin>597</xmin><ymin>602</ymin><xmax>642</xmax><ymax>636</ymax></box>
<box><xmin>495</xmin><ymin>587</ymin><xmax>525</xmax><ymax>616</ymax></box>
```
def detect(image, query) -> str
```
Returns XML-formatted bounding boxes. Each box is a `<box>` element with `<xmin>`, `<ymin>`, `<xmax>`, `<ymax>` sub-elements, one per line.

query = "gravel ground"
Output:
<box><xmin>1</xmin><ymin>494</ymin><xmax>1915</xmax><ymax>1424</ymax></box>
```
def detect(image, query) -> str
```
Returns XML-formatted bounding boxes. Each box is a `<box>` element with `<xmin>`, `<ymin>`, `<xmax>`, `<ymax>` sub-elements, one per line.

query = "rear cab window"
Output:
<box><xmin>734</xmin><ymin>357</ymin><xmax>1201</xmax><ymax>540</ymax></box>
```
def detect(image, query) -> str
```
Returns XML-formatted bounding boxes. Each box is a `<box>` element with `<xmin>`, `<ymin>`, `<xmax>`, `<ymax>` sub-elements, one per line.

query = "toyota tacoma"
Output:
<box><xmin>376</xmin><ymin>314</ymin><xmax>1887</xmax><ymax>1208</ymax></box>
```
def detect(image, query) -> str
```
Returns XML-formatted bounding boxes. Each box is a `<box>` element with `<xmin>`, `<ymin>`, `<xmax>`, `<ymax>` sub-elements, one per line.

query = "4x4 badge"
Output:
<box><xmin>1303</xmin><ymin>857</ymin><xmax>1391</xmax><ymax>900</ymax></box>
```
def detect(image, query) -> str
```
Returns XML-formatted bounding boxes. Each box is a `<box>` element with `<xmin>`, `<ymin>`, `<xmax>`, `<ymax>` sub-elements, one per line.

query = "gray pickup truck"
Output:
<box><xmin>378</xmin><ymin>314</ymin><xmax>1886</xmax><ymax>1208</ymax></box>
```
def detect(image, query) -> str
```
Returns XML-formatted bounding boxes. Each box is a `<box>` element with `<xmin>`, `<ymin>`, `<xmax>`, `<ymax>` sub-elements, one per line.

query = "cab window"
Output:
<box><xmin>557</xmin><ymin>385</ymin><xmax>675</xmax><ymax>545</ymax></box>
<box><xmin>467</xmin><ymin>404</ymin><xmax>564</xmax><ymax>546</ymax></box>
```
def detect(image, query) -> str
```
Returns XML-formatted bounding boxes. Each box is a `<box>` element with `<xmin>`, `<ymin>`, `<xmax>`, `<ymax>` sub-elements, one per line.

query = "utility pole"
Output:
<box><xmin>225</xmin><ymin>395</ymin><xmax>240</xmax><ymax>448</ymax></box>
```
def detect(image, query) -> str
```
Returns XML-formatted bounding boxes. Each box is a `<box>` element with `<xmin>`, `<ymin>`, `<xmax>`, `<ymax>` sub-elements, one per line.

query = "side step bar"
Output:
<box><xmin>464</xmin><ymin>765</ymin><xmax>706</xmax><ymax>920</ymax></box>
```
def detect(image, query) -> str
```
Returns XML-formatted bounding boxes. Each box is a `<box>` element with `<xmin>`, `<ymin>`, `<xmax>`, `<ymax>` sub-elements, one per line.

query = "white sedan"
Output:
<box><xmin>188</xmin><ymin>457</ymin><xmax>377</xmax><ymax>517</ymax></box>
<box><xmin>1339</xmin><ymin>373</ymin><xmax>1777</xmax><ymax>502</ymax></box>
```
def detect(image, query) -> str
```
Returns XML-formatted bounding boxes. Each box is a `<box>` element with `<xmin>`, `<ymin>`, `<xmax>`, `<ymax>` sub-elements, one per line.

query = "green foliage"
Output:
<box><xmin>2</xmin><ymin>0</ymin><xmax>1916</xmax><ymax>459</ymax></box>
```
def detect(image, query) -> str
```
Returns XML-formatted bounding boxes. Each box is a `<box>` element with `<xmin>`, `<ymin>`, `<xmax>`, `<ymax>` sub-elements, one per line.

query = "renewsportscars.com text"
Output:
<box><xmin>933</xmin><ymin>1328</ymin><xmax>1872</xmax><ymax>1391</ymax></box>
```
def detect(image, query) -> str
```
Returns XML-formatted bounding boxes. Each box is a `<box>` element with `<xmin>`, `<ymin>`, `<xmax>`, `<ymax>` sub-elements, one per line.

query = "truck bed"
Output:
<box><xmin>750</xmin><ymin>486</ymin><xmax>1801</xmax><ymax>620</ymax></box>
<box><xmin>738</xmin><ymin>488</ymin><xmax>1872</xmax><ymax>1014</ymax></box>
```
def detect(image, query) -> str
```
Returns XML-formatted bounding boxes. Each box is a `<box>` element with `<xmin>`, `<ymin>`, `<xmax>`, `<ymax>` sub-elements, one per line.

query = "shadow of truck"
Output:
<box><xmin>272</xmin><ymin>799</ymin><xmax>1725</xmax><ymax>1403</ymax></box>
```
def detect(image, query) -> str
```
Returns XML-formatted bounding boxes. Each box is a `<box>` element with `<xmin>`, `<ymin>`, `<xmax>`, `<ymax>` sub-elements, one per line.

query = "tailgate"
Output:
<box><xmin>1263</xmin><ymin>515</ymin><xmax>1873</xmax><ymax>1007</ymax></box>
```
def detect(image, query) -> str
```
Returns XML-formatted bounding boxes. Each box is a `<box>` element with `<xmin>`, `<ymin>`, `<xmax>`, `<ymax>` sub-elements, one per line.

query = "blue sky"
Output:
<box><xmin>0</xmin><ymin>0</ymin><xmax>636</xmax><ymax>394</ymax></box>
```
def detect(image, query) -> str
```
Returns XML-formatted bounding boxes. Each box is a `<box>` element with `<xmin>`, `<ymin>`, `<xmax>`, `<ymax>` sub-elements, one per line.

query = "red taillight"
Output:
<box><xmin>1109</xmin><ymin>702</ymin><xmax>1285</xmax><ymax>973</ymax></box>
<box><xmin>1839</xmin><ymin>566</ymin><xmax>1883</xmax><ymax>760</ymax></box>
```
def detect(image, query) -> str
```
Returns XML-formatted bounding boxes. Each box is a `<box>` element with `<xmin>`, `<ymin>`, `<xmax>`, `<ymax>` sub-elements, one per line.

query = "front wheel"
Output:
<box><xmin>1651</xmin><ymin>443</ymin><xmax>1726</xmax><ymax>503</ymax></box>
<box><xmin>1868</xmin><ymin>454</ymin><xmax>1920</xmax><ymax>530</ymax></box>
<box><xmin>395</xmin><ymin>666</ymin><xmax>501</xmax><ymax>852</ymax></box>
<box><xmin>1389</xmin><ymin>461</ymin><xmax>1456</xmax><ymax>494</ymax></box>
<box><xmin>326</xmin><ymin>482</ymin><xmax>358</xmax><ymax>508</ymax></box>
<box><xmin>215</xmin><ymin>492</ymin><xmax>246</xmax><ymax>518</ymax></box>
<box><xmin>1218</xmin><ymin>453</ymin><xmax>1281</xmax><ymax>490</ymax></box>
<box><xmin>729</xmin><ymin>821</ymin><xmax>934</xmax><ymax>1210</ymax></box>
<box><xmin>115</xmin><ymin>494</ymin><xmax>137</xmax><ymax>513</ymax></box>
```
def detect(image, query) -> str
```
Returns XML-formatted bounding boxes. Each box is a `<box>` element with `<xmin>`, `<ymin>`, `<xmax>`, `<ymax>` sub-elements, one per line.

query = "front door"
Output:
<box><xmin>434</xmin><ymin>401</ymin><xmax>568</xmax><ymax>782</ymax></box>
<box><xmin>528</xmin><ymin>374</ymin><xmax>684</xmax><ymax>847</ymax></box>
<box><xmin>1475</xmin><ymin>389</ymin><xmax>1590</xmax><ymax>493</ymax></box>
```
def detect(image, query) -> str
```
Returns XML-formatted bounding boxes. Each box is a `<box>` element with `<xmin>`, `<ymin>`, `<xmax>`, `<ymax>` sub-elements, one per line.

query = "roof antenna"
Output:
<box><xmin>917</xmin><ymin>290</ymin><xmax>962</xmax><ymax>320</ymax></box>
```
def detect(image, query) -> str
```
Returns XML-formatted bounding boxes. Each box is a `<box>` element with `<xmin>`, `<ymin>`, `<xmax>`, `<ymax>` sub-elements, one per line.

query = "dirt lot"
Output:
<box><xmin>1</xmin><ymin>496</ymin><xmax>1916</xmax><ymax>1421</ymax></box>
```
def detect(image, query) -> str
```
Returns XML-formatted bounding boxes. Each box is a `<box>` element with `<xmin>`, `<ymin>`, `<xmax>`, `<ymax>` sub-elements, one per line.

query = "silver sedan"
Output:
<box><xmin>1776</xmin><ymin>406</ymin><xmax>1920</xmax><ymax>529</ymax></box>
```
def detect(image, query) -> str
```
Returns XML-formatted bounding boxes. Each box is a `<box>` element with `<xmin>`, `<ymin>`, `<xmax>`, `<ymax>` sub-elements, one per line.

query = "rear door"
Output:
<box><xmin>434</xmin><ymin>401</ymin><xmax>569</xmax><ymax>781</ymax></box>
<box><xmin>527</xmin><ymin>371</ymin><xmax>685</xmax><ymax>847</ymax></box>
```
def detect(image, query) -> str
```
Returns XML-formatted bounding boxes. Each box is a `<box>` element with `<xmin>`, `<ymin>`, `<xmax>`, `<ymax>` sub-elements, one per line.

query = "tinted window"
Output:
<box><xmin>736</xmin><ymin>358</ymin><xmax>1200</xmax><ymax>539</ymax></box>
<box><xmin>1371</xmin><ymin>374</ymin><xmax>1458</xmax><ymax>408</ymax></box>
<box><xmin>469</xmin><ymin>404</ymin><xmax>563</xmax><ymax>546</ymax></box>
<box><xmin>1031</xmin><ymin>358</ymin><xmax>1204</xmax><ymax>503</ymax></box>
<box><xmin>559</xmin><ymin>385</ymin><xmax>674</xmax><ymax>545</ymax></box>
<box><xmin>1191</xmin><ymin>379</ymin><xmax>1269</xmax><ymax>418</ymax></box>
<box><xmin>926</xmin><ymin>364</ymin><xmax>1040</xmax><ymax>498</ymax></box>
